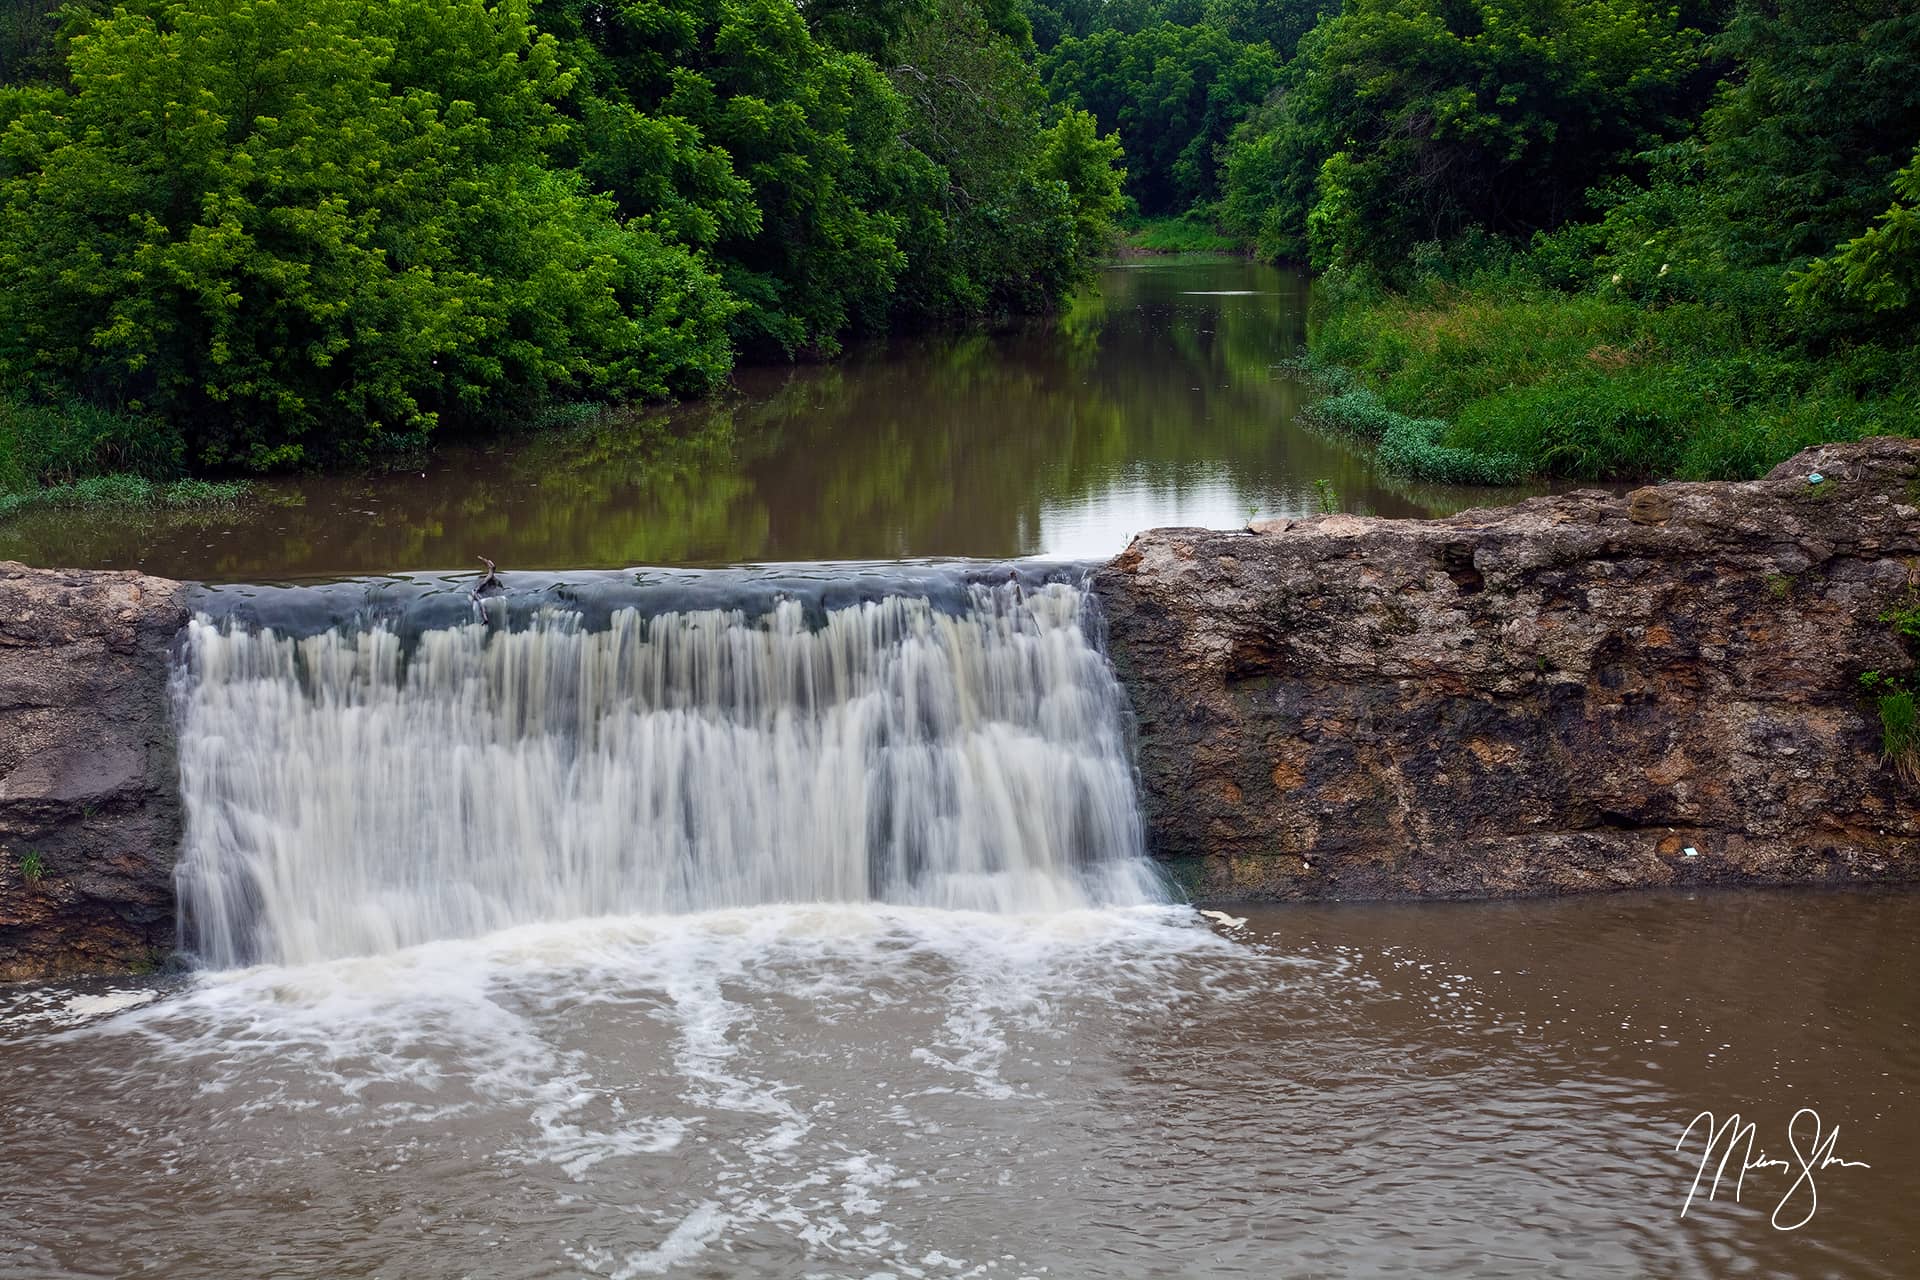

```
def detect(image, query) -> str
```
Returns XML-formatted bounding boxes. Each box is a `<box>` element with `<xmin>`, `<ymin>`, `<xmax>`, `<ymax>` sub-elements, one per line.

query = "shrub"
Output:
<box><xmin>1301</xmin><ymin>387</ymin><xmax>1526</xmax><ymax>485</ymax></box>
<box><xmin>0</xmin><ymin>0</ymin><xmax>738</xmax><ymax>471</ymax></box>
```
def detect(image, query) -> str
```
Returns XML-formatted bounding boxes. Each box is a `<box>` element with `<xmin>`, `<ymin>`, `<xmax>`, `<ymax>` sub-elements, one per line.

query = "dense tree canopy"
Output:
<box><xmin>0</xmin><ymin>0</ymin><xmax>1124</xmax><ymax>478</ymax></box>
<box><xmin>1707</xmin><ymin>0</ymin><xmax>1920</xmax><ymax>267</ymax></box>
<box><xmin>1213</xmin><ymin>0</ymin><xmax>1703</xmax><ymax>269</ymax></box>
<box><xmin>1791</xmin><ymin>145</ymin><xmax>1920</xmax><ymax>328</ymax></box>
<box><xmin>1040</xmin><ymin>21</ymin><xmax>1278</xmax><ymax>214</ymax></box>
<box><xmin>0</xmin><ymin>0</ymin><xmax>740</xmax><ymax>468</ymax></box>
<box><xmin>3</xmin><ymin>0</ymin><xmax>1913</xmax><ymax>489</ymax></box>
<box><xmin>533</xmin><ymin>0</ymin><xmax>925</xmax><ymax>356</ymax></box>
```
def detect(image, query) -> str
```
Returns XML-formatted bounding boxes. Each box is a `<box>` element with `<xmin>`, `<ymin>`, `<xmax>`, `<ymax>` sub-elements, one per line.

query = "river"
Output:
<box><xmin>2</xmin><ymin>891</ymin><xmax>1913</xmax><ymax>1278</ymax></box>
<box><xmin>0</xmin><ymin>258</ymin><xmax>1531</xmax><ymax>580</ymax></box>
<box><xmin>0</xmin><ymin>258</ymin><xmax>1912</xmax><ymax>1278</ymax></box>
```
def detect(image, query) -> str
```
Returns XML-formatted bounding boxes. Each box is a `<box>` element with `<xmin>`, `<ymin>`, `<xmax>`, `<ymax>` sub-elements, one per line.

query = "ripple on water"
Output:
<box><xmin>0</xmin><ymin>891</ymin><xmax>1914</xmax><ymax>1280</ymax></box>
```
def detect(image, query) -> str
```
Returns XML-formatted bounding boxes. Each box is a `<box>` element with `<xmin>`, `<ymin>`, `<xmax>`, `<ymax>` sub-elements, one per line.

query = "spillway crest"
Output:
<box><xmin>173</xmin><ymin>567</ymin><xmax>1164</xmax><ymax>966</ymax></box>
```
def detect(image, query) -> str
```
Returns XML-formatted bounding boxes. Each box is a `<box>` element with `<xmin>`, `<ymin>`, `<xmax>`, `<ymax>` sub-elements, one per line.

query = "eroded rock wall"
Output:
<box><xmin>1095</xmin><ymin>438</ymin><xmax>1920</xmax><ymax>900</ymax></box>
<box><xmin>0</xmin><ymin>563</ymin><xmax>189</xmax><ymax>978</ymax></box>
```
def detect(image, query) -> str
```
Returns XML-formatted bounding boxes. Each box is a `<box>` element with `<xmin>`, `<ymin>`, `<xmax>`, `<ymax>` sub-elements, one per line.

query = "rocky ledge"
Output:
<box><xmin>4</xmin><ymin>441</ymin><xmax>1919</xmax><ymax>979</ymax></box>
<box><xmin>1094</xmin><ymin>438</ymin><xmax>1920</xmax><ymax>900</ymax></box>
<box><xmin>0</xmin><ymin>563</ymin><xmax>189</xmax><ymax>979</ymax></box>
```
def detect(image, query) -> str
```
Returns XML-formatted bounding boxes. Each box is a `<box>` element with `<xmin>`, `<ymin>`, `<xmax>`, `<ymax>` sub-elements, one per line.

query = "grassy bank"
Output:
<box><xmin>0</xmin><ymin>475</ymin><xmax>249</xmax><ymax>522</ymax></box>
<box><xmin>1301</xmin><ymin>276</ymin><xmax>1918</xmax><ymax>484</ymax></box>
<box><xmin>1120</xmin><ymin>214</ymin><xmax>1245</xmax><ymax>254</ymax></box>
<box><xmin>0</xmin><ymin>396</ymin><xmax>249</xmax><ymax>520</ymax></box>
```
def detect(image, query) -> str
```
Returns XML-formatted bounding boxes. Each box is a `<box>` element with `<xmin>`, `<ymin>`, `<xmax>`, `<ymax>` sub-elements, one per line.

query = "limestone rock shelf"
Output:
<box><xmin>1094</xmin><ymin>437</ymin><xmax>1920</xmax><ymax>899</ymax></box>
<box><xmin>4</xmin><ymin>438</ymin><xmax>1919</xmax><ymax>978</ymax></box>
<box><xmin>0</xmin><ymin>564</ymin><xmax>188</xmax><ymax>979</ymax></box>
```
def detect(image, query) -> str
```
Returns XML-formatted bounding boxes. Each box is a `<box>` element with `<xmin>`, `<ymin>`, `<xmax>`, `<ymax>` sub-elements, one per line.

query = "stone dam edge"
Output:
<box><xmin>4</xmin><ymin>437</ymin><xmax>1918</xmax><ymax>977</ymax></box>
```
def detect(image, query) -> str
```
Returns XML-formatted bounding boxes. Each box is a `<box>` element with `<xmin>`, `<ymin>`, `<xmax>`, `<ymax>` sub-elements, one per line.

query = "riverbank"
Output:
<box><xmin>1300</xmin><ymin>274</ymin><xmax>1919</xmax><ymax>487</ymax></box>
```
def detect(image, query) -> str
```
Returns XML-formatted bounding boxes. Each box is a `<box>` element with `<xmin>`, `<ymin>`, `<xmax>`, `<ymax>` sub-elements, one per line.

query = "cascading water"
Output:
<box><xmin>173</xmin><ymin>565</ymin><xmax>1166</xmax><ymax>967</ymax></box>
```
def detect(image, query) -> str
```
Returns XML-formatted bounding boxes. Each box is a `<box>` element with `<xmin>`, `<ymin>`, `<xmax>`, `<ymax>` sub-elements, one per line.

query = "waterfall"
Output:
<box><xmin>173</xmin><ymin>571</ymin><xmax>1164</xmax><ymax>967</ymax></box>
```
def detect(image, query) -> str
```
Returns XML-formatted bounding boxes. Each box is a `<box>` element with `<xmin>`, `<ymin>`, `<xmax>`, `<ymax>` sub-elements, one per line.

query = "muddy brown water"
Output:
<box><xmin>0</xmin><ymin>258</ymin><xmax>1540</xmax><ymax>581</ymax></box>
<box><xmin>0</xmin><ymin>259</ymin><xmax>1908</xmax><ymax>1278</ymax></box>
<box><xmin>0</xmin><ymin>890</ymin><xmax>1913</xmax><ymax>1278</ymax></box>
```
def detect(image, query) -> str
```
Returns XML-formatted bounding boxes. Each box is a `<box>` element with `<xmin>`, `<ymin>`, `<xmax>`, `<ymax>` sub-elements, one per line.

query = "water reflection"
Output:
<box><xmin>1</xmin><ymin>258</ymin><xmax>1538</xmax><ymax>581</ymax></box>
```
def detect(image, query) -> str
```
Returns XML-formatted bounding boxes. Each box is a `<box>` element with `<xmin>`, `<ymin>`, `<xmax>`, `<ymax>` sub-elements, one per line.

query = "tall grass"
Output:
<box><xmin>1879</xmin><ymin>690</ymin><xmax>1920</xmax><ymax>785</ymax></box>
<box><xmin>0</xmin><ymin>474</ymin><xmax>249</xmax><ymax>520</ymax></box>
<box><xmin>1306</xmin><ymin>267</ymin><xmax>1917</xmax><ymax>484</ymax></box>
<box><xmin>1</xmin><ymin>395</ymin><xmax>187</xmax><ymax>489</ymax></box>
<box><xmin>1123</xmin><ymin>214</ymin><xmax>1244</xmax><ymax>254</ymax></box>
<box><xmin>1</xmin><ymin>393</ymin><xmax>248</xmax><ymax>519</ymax></box>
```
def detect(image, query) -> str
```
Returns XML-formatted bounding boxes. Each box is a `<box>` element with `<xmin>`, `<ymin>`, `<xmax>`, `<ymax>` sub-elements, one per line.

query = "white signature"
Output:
<box><xmin>1676</xmin><ymin>1108</ymin><xmax>1872</xmax><ymax>1230</ymax></box>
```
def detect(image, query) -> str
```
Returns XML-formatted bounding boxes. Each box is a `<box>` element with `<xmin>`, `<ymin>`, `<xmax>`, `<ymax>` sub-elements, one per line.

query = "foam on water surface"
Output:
<box><xmin>49</xmin><ymin>901</ymin><xmax>1247</xmax><ymax>1278</ymax></box>
<box><xmin>173</xmin><ymin>566</ymin><xmax>1166</xmax><ymax>967</ymax></box>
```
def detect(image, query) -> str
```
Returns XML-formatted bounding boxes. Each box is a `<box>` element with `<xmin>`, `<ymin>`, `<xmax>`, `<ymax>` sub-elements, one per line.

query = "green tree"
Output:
<box><xmin>0</xmin><ymin>0</ymin><xmax>63</xmax><ymax>85</ymax></box>
<box><xmin>1215</xmin><ymin>87</ymin><xmax>1320</xmax><ymax>260</ymax></box>
<box><xmin>1040</xmin><ymin>21</ymin><xmax>1279</xmax><ymax>215</ymax></box>
<box><xmin>1199</xmin><ymin>0</ymin><xmax>1337</xmax><ymax>57</ymax></box>
<box><xmin>885</xmin><ymin>0</ymin><xmax>1082</xmax><ymax>317</ymax></box>
<box><xmin>1038</xmin><ymin>108</ymin><xmax>1128</xmax><ymax>273</ymax></box>
<box><xmin>0</xmin><ymin>0</ymin><xmax>736</xmax><ymax>470</ymax></box>
<box><xmin>535</xmin><ymin>0</ymin><xmax>930</xmax><ymax>357</ymax></box>
<box><xmin>1790</xmin><ymin>143</ymin><xmax>1920</xmax><ymax>329</ymax></box>
<box><xmin>1706</xmin><ymin>1</ymin><xmax>1920</xmax><ymax>268</ymax></box>
<box><xmin>1219</xmin><ymin>0</ymin><xmax>1702</xmax><ymax>273</ymax></box>
<box><xmin>1573</xmin><ymin>1</ymin><xmax>1920</xmax><ymax>327</ymax></box>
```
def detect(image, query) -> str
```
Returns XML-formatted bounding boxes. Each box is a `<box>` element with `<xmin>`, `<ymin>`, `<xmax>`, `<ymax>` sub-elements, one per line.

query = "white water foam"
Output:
<box><xmin>173</xmin><ymin>579</ymin><xmax>1165</xmax><ymax>967</ymax></box>
<box><xmin>72</xmin><ymin>902</ymin><xmax>1242</xmax><ymax>1277</ymax></box>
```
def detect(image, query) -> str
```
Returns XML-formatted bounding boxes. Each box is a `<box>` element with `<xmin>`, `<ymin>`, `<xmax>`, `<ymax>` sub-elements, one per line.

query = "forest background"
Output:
<box><xmin>1</xmin><ymin>0</ymin><xmax>1914</xmax><ymax>497</ymax></box>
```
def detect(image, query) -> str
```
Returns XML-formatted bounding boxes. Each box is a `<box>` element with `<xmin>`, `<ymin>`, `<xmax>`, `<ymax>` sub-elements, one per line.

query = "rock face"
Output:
<box><xmin>1094</xmin><ymin>438</ymin><xmax>1920</xmax><ymax>900</ymax></box>
<box><xmin>0</xmin><ymin>563</ymin><xmax>190</xmax><ymax>979</ymax></box>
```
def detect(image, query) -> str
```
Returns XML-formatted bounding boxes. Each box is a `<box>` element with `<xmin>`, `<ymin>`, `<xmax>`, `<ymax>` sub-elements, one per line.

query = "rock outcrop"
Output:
<box><xmin>0</xmin><ymin>563</ymin><xmax>189</xmax><ymax>979</ymax></box>
<box><xmin>1094</xmin><ymin>438</ymin><xmax>1920</xmax><ymax>900</ymax></box>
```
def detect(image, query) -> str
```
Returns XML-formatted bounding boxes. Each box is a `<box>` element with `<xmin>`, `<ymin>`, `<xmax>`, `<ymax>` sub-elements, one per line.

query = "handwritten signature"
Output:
<box><xmin>1676</xmin><ymin>1109</ymin><xmax>1872</xmax><ymax>1230</ymax></box>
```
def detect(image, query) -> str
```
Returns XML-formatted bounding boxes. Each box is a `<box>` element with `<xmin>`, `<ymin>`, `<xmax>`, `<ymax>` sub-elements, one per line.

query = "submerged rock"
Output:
<box><xmin>1094</xmin><ymin>438</ymin><xmax>1920</xmax><ymax>899</ymax></box>
<box><xmin>0</xmin><ymin>563</ymin><xmax>188</xmax><ymax>978</ymax></box>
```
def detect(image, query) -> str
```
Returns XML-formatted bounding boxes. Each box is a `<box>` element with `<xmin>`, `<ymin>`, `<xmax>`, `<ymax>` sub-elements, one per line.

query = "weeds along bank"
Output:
<box><xmin>1292</xmin><ymin>265</ymin><xmax>1918</xmax><ymax>488</ymax></box>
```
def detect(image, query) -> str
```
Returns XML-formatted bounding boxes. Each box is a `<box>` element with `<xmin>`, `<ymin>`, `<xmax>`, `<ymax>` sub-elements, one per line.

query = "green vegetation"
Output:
<box><xmin>1311</xmin><ymin>477</ymin><xmax>1337</xmax><ymax>514</ymax></box>
<box><xmin>2</xmin><ymin>0</ymin><xmax>1914</xmax><ymax>497</ymax></box>
<box><xmin>0</xmin><ymin>475</ymin><xmax>248</xmax><ymax>521</ymax></box>
<box><xmin>1124</xmin><ymin>214</ymin><xmax>1243</xmax><ymax>253</ymax></box>
<box><xmin>18</xmin><ymin>849</ymin><xmax>45</xmax><ymax>886</ymax></box>
<box><xmin>1876</xmin><ymin>689</ymin><xmax>1920</xmax><ymax>785</ymax></box>
<box><xmin>1039</xmin><ymin>21</ymin><xmax>1278</xmax><ymax>214</ymax></box>
<box><xmin>1300</xmin><ymin>276</ymin><xmax>1910</xmax><ymax>482</ymax></box>
<box><xmin>1019</xmin><ymin>0</ymin><xmax>1917</xmax><ymax>485</ymax></box>
<box><xmin>1861</xmin><ymin>581</ymin><xmax>1920</xmax><ymax>784</ymax></box>
<box><xmin>0</xmin><ymin>0</ymin><xmax>1126</xmax><ymax>501</ymax></box>
<box><xmin>1216</xmin><ymin>0</ymin><xmax>1920</xmax><ymax>484</ymax></box>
